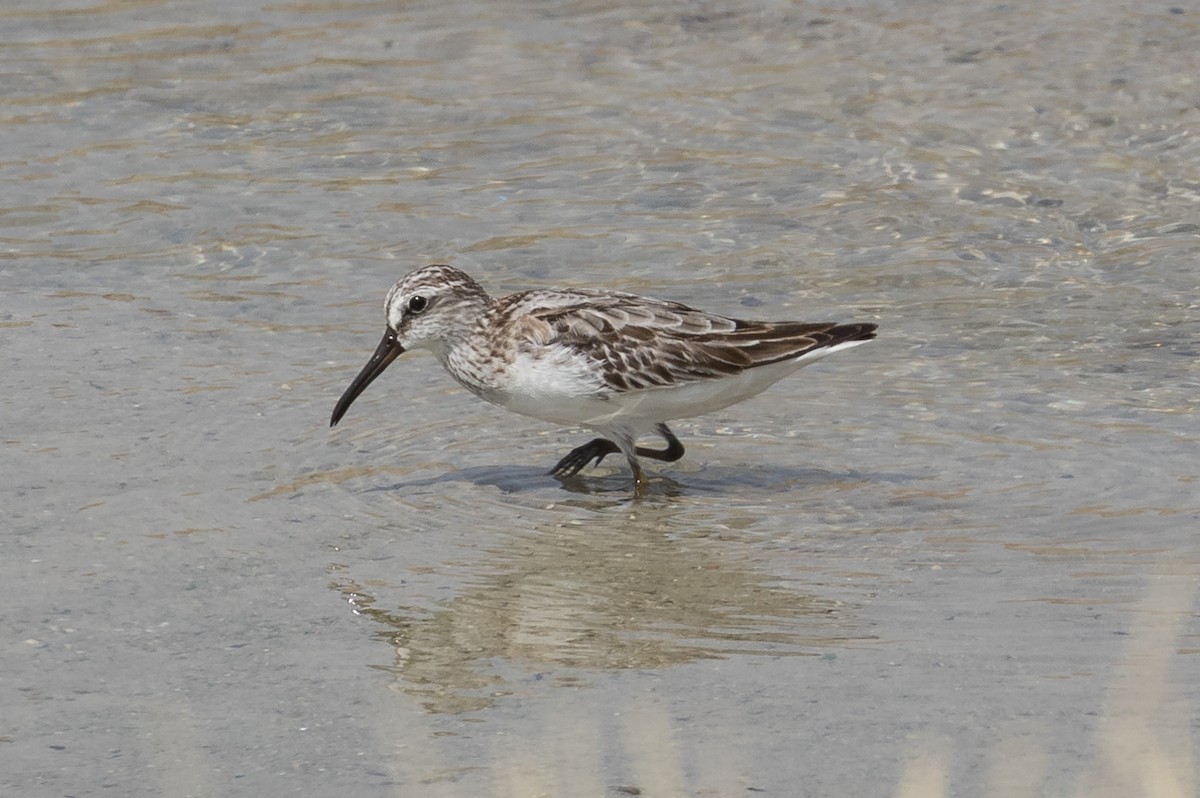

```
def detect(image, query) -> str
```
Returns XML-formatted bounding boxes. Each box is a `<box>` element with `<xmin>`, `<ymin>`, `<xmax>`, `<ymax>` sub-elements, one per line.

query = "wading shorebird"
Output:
<box><xmin>331</xmin><ymin>265</ymin><xmax>876</xmax><ymax>495</ymax></box>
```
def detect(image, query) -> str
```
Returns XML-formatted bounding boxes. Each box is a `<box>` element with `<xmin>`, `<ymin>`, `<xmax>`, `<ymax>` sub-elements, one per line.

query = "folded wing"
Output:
<box><xmin>525</xmin><ymin>292</ymin><xmax>876</xmax><ymax>393</ymax></box>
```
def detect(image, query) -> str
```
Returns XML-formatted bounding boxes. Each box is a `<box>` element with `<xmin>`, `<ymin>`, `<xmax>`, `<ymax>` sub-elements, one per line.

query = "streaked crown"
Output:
<box><xmin>384</xmin><ymin>264</ymin><xmax>492</xmax><ymax>351</ymax></box>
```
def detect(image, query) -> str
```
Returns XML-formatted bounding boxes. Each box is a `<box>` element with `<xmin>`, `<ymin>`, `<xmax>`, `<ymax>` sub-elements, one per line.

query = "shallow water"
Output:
<box><xmin>3</xmin><ymin>1</ymin><xmax>1198</xmax><ymax>796</ymax></box>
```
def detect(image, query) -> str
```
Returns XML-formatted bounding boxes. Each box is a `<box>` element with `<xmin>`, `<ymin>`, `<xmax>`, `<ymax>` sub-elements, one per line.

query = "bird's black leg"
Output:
<box><xmin>549</xmin><ymin>438</ymin><xmax>619</xmax><ymax>477</ymax></box>
<box><xmin>639</xmin><ymin>423</ymin><xmax>684</xmax><ymax>463</ymax></box>
<box><xmin>549</xmin><ymin>424</ymin><xmax>685</xmax><ymax>478</ymax></box>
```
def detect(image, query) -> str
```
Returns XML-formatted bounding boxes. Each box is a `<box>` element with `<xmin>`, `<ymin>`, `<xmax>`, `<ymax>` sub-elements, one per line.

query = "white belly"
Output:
<box><xmin>470</xmin><ymin>339</ymin><xmax>869</xmax><ymax>435</ymax></box>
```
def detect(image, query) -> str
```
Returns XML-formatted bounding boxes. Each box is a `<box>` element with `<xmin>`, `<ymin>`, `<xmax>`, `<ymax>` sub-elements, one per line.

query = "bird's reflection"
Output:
<box><xmin>332</xmin><ymin>496</ymin><xmax>877</xmax><ymax>714</ymax></box>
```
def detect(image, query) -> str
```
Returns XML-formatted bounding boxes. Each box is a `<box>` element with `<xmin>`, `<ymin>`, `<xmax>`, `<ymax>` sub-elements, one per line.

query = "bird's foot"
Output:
<box><xmin>548</xmin><ymin>438</ymin><xmax>619</xmax><ymax>478</ymax></box>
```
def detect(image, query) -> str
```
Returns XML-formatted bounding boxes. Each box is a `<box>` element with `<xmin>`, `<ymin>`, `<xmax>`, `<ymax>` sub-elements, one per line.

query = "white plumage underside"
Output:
<box><xmin>489</xmin><ymin>337</ymin><xmax>870</xmax><ymax>436</ymax></box>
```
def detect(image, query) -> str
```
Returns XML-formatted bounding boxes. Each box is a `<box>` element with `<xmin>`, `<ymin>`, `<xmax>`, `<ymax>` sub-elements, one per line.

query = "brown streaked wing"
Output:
<box><xmin>529</xmin><ymin>296</ymin><xmax>873</xmax><ymax>393</ymax></box>
<box><xmin>704</xmin><ymin>320</ymin><xmax>877</xmax><ymax>369</ymax></box>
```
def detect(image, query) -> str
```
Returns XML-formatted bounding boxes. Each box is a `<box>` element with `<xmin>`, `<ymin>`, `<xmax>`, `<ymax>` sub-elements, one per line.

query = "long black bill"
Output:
<box><xmin>330</xmin><ymin>328</ymin><xmax>405</xmax><ymax>427</ymax></box>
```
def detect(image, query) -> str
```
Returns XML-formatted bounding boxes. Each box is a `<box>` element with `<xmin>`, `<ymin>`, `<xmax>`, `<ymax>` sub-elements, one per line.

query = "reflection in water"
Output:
<box><xmin>332</xmin><ymin>501</ymin><xmax>875</xmax><ymax>713</ymax></box>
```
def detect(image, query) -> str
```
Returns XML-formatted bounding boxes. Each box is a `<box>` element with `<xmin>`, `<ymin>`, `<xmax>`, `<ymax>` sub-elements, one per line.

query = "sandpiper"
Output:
<box><xmin>331</xmin><ymin>264</ymin><xmax>877</xmax><ymax>494</ymax></box>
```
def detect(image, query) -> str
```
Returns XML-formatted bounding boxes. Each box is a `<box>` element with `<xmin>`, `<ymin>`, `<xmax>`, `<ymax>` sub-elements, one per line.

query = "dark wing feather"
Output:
<box><xmin>525</xmin><ymin>292</ymin><xmax>876</xmax><ymax>393</ymax></box>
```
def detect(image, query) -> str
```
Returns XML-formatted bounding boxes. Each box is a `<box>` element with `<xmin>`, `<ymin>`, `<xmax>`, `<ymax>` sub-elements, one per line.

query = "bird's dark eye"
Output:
<box><xmin>407</xmin><ymin>295</ymin><xmax>428</xmax><ymax>313</ymax></box>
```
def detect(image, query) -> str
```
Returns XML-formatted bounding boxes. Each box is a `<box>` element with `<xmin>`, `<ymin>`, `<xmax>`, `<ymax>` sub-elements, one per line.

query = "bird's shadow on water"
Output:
<box><xmin>364</xmin><ymin>462</ymin><xmax>915</xmax><ymax>499</ymax></box>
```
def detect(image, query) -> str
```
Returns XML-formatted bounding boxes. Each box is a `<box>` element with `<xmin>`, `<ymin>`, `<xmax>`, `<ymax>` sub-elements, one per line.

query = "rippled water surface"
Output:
<box><xmin>4</xmin><ymin>1</ymin><xmax>1198</xmax><ymax>796</ymax></box>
